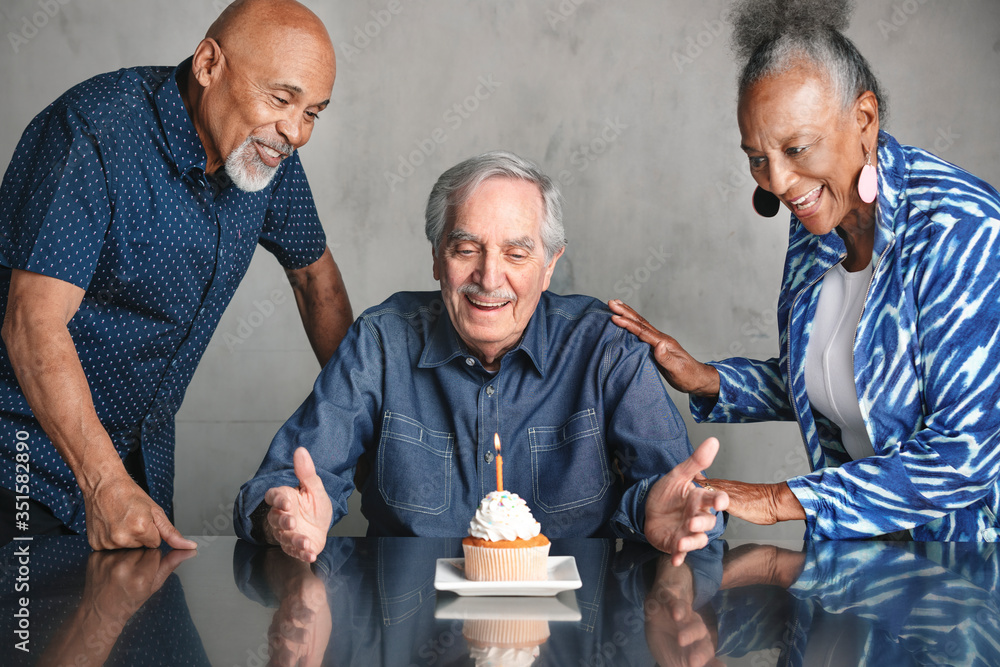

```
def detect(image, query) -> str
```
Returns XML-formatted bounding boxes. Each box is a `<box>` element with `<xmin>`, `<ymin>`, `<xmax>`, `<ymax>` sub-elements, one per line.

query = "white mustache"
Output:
<box><xmin>458</xmin><ymin>284</ymin><xmax>517</xmax><ymax>302</ymax></box>
<box><xmin>249</xmin><ymin>135</ymin><xmax>293</xmax><ymax>157</ymax></box>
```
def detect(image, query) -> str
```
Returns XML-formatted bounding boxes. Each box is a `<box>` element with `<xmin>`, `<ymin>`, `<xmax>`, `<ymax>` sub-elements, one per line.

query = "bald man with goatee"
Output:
<box><xmin>0</xmin><ymin>0</ymin><xmax>351</xmax><ymax>550</ymax></box>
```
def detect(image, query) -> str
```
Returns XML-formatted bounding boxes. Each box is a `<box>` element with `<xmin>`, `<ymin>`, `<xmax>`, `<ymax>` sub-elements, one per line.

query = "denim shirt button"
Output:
<box><xmin>486</xmin><ymin>385</ymin><xmax>495</xmax><ymax>396</ymax></box>
<box><xmin>485</xmin><ymin>450</ymin><xmax>494</xmax><ymax>463</ymax></box>
<box><xmin>465</xmin><ymin>357</ymin><xmax>475</xmax><ymax>366</ymax></box>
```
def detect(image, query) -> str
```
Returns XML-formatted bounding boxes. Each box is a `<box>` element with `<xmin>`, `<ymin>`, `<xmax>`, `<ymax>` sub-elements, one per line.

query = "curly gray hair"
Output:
<box><xmin>730</xmin><ymin>0</ymin><xmax>888</xmax><ymax>123</ymax></box>
<box><xmin>425</xmin><ymin>151</ymin><xmax>566</xmax><ymax>263</ymax></box>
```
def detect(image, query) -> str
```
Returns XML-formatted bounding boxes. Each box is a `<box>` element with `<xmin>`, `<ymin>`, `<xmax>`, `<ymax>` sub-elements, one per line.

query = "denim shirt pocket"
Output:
<box><xmin>528</xmin><ymin>408</ymin><xmax>611</xmax><ymax>513</ymax></box>
<box><xmin>377</xmin><ymin>411</ymin><xmax>455</xmax><ymax>515</ymax></box>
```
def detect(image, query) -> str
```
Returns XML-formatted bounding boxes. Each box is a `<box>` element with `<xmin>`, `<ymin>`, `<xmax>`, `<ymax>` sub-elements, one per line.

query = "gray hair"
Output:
<box><xmin>730</xmin><ymin>0</ymin><xmax>888</xmax><ymax>124</ymax></box>
<box><xmin>425</xmin><ymin>151</ymin><xmax>566</xmax><ymax>263</ymax></box>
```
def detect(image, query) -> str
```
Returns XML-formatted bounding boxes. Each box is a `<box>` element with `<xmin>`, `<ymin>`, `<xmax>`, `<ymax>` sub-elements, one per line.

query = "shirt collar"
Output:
<box><xmin>872</xmin><ymin>130</ymin><xmax>901</xmax><ymax>258</ymax></box>
<box><xmin>154</xmin><ymin>57</ymin><xmax>208</xmax><ymax>178</ymax></box>
<box><xmin>418</xmin><ymin>292</ymin><xmax>549</xmax><ymax>377</ymax></box>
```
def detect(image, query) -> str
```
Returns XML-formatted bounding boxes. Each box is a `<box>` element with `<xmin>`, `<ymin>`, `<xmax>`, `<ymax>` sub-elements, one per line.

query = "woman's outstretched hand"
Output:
<box><xmin>609</xmin><ymin>299</ymin><xmax>720</xmax><ymax>398</ymax></box>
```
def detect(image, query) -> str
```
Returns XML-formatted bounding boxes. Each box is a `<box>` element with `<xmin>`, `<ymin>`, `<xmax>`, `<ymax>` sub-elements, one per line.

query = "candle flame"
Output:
<box><xmin>494</xmin><ymin>432</ymin><xmax>501</xmax><ymax>453</ymax></box>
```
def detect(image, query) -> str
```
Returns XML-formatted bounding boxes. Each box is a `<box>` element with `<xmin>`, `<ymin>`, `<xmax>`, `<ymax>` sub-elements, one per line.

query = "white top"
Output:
<box><xmin>805</xmin><ymin>262</ymin><xmax>876</xmax><ymax>461</ymax></box>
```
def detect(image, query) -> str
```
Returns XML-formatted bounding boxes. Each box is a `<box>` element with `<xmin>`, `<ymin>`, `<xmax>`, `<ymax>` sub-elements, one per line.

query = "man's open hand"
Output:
<box><xmin>264</xmin><ymin>448</ymin><xmax>333</xmax><ymax>563</ymax></box>
<box><xmin>645</xmin><ymin>438</ymin><xmax>729</xmax><ymax>565</ymax></box>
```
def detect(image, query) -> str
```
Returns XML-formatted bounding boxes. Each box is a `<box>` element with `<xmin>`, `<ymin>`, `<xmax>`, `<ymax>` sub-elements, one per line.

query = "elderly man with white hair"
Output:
<box><xmin>234</xmin><ymin>151</ymin><xmax>727</xmax><ymax>563</ymax></box>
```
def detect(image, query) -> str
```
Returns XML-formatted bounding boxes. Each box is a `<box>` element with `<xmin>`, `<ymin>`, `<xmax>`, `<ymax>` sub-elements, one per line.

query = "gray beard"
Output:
<box><xmin>224</xmin><ymin>136</ymin><xmax>288</xmax><ymax>192</ymax></box>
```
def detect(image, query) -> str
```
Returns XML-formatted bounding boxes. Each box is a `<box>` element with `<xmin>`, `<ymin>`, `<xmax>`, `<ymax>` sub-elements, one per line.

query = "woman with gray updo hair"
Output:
<box><xmin>613</xmin><ymin>0</ymin><xmax>1000</xmax><ymax>542</ymax></box>
<box><xmin>425</xmin><ymin>150</ymin><xmax>566</xmax><ymax>263</ymax></box>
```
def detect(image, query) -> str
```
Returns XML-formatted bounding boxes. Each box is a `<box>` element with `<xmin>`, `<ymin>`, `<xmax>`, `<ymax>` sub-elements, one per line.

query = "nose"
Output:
<box><xmin>475</xmin><ymin>250</ymin><xmax>505</xmax><ymax>293</ymax></box>
<box><xmin>276</xmin><ymin>115</ymin><xmax>307</xmax><ymax>149</ymax></box>
<box><xmin>766</xmin><ymin>157</ymin><xmax>798</xmax><ymax>198</ymax></box>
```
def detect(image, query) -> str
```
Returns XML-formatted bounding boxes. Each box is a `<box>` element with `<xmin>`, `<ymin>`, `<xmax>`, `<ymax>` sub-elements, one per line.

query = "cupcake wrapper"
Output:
<box><xmin>463</xmin><ymin>619</ymin><xmax>551</xmax><ymax>647</ymax></box>
<box><xmin>462</xmin><ymin>543</ymin><xmax>550</xmax><ymax>581</ymax></box>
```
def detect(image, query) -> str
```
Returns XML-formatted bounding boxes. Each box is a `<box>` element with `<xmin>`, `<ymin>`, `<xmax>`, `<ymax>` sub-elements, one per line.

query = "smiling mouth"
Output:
<box><xmin>465</xmin><ymin>295</ymin><xmax>512</xmax><ymax>310</ymax></box>
<box><xmin>254</xmin><ymin>141</ymin><xmax>288</xmax><ymax>168</ymax></box>
<box><xmin>789</xmin><ymin>185</ymin><xmax>823</xmax><ymax>214</ymax></box>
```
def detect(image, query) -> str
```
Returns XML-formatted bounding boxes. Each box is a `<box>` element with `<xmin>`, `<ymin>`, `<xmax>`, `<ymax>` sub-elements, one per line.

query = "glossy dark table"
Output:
<box><xmin>1</xmin><ymin>535</ymin><xmax>997</xmax><ymax>666</ymax></box>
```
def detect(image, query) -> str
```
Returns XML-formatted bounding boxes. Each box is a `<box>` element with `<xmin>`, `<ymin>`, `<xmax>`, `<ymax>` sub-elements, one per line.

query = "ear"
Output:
<box><xmin>191</xmin><ymin>38</ymin><xmax>225</xmax><ymax>87</ymax></box>
<box><xmin>855</xmin><ymin>90</ymin><xmax>880</xmax><ymax>150</ymax></box>
<box><xmin>541</xmin><ymin>246</ymin><xmax>565</xmax><ymax>292</ymax></box>
<box><xmin>432</xmin><ymin>245</ymin><xmax>441</xmax><ymax>282</ymax></box>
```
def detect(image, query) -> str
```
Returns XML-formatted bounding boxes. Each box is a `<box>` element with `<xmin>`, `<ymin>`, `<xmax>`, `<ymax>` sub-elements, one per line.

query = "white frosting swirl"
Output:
<box><xmin>469</xmin><ymin>645</ymin><xmax>540</xmax><ymax>667</ymax></box>
<box><xmin>468</xmin><ymin>491</ymin><xmax>541</xmax><ymax>541</ymax></box>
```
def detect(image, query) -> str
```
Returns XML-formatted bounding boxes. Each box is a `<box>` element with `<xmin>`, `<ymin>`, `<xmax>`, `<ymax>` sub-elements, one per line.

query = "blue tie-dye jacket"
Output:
<box><xmin>692</xmin><ymin>131</ymin><xmax>1000</xmax><ymax>541</ymax></box>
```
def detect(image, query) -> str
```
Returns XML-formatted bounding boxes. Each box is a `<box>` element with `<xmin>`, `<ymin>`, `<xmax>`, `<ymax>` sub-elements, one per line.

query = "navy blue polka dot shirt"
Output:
<box><xmin>0</xmin><ymin>59</ymin><xmax>327</xmax><ymax>534</ymax></box>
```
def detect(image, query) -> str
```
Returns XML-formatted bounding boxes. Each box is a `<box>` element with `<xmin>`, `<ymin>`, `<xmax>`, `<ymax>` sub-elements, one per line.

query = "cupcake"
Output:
<box><xmin>462</xmin><ymin>490</ymin><xmax>550</xmax><ymax>581</ymax></box>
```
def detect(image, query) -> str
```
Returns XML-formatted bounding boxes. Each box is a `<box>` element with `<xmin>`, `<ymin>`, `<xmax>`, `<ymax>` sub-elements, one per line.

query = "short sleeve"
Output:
<box><xmin>258</xmin><ymin>152</ymin><xmax>327</xmax><ymax>270</ymax></box>
<box><xmin>0</xmin><ymin>102</ymin><xmax>112</xmax><ymax>289</ymax></box>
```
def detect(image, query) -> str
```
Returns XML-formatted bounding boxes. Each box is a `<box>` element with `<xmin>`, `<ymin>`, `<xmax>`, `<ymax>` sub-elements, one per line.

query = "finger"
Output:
<box><xmin>687</xmin><ymin>512</ymin><xmax>720</xmax><ymax>534</ymax></box>
<box><xmin>288</xmin><ymin>535</ymin><xmax>318</xmax><ymax>563</ymax></box>
<box><xmin>610</xmin><ymin>310</ymin><xmax>654</xmax><ymax>336</ymax></box>
<box><xmin>608</xmin><ymin>299</ymin><xmax>647</xmax><ymax>323</ymax></box>
<box><xmin>137</xmin><ymin>516</ymin><xmax>163</xmax><ymax>549</ymax></box>
<box><xmin>153</xmin><ymin>509</ymin><xmax>198</xmax><ymax>550</ymax></box>
<box><xmin>711</xmin><ymin>490</ymin><xmax>729</xmax><ymax>513</ymax></box>
<box><xmin>676</xmin><ymin>532</ymin><xmax>710</xmax><ymax>556</ymax></box>
<box><xmin>150</xmin><ymin>548</ymin><xmax>197</xmax><ymax>591</ymax></box>
<box><xmin>265</xmin><ymin>486</ymin><xmax>295</xmax><ymax>511</ymax></box>
<box><xmin>672</xmin><ymin>438</ymin><xmax>721</xmax><ymax>481</ymax></box>
<box><xmin>293</xmin><ymin>447</ymin><xmax>324</xmax><ymax>494</ymax></box>
<box><xmin>271</xmin><ymin>508</ymin><xmax>297</xmax><ymax>532</ymax></box>
<box><xmin>161</xmin><ymin>545</ymin><xmax>199</xmax><ymax>572</ymax></box>
<box><xmin>281</xmin><ymin>540</ymin><xmax>317</xmax><ymax>563</ymax></box>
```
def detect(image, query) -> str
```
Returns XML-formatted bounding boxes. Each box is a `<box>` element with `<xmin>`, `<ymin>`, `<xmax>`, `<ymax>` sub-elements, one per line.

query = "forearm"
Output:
<box><xmin>3</xmin><ymin>316</ymin><xmax>125</xmax><ymax>494</ymax></box>
<box><xmin>287</xmin><ymin>247</ymin><xmax>353</xmax><ymax>367</ymax></box>
<box><xmin>688</xmin><ymin>363</ymin><xmax>720</xmax><ymax>398</ymax></box>
<box><xmin>37</xmin><ymin>602</ymin><xmax>121</xmax><ymax>667</ymax></box>
<box><xmin>720</xmin><ymin>543</ymin><xmax>806</xmax><ymax>589</ymax></box>
<box><xmin>691</xmin><ymin>358</ymin><xmax>796</xmax><ymax>424</ymax></box>
<box><xmin>705</xmin><ymin>479</ymin><xmax>804</xmax><ymax>525</ymax></box>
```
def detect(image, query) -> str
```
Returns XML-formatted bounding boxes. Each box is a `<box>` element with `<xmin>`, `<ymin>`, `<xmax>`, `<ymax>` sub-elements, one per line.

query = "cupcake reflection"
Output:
<box><xmin>463</xmin><ymin>619</ymin><xmax>551</xmax><ymax>667</ymax></box>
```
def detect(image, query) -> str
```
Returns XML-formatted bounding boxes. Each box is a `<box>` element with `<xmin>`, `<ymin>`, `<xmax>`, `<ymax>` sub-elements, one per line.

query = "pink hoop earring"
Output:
<box><xmin>858</xmin><ymin>150</ymin><xmax>877</xmax><ymax>204</ymax></box>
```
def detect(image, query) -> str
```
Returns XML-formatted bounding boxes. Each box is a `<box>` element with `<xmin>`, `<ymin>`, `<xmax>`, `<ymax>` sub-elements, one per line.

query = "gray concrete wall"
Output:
<box><xmin>2</xmin><ymin>0</ymin><xmax>998</xmax><ymax>542</ymax></box>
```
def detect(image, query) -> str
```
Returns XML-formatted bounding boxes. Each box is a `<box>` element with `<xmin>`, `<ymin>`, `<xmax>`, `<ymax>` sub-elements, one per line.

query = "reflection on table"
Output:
<box><xmin>0</xmin><ymin>535</ymin><xmax>209</xmax><ymax>666</ymax></box>
<box><xmin>1</xmin><ymin>535</ymin><xmax>997</xmax><ymax>666</ymax></box>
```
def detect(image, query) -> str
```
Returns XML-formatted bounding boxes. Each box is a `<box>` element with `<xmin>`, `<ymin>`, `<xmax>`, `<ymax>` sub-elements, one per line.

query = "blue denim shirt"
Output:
<box><xmin>235</xmin><ymin>291</ymin><xmax>722</xmax><ymax>542</ymax></box>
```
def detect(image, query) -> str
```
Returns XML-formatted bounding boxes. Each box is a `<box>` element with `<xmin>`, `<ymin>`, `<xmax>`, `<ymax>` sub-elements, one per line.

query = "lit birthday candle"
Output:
<box><xmin>494</xmin><ymin>432</ymin><xmax>504</xmax><ymax>492</ymax></box>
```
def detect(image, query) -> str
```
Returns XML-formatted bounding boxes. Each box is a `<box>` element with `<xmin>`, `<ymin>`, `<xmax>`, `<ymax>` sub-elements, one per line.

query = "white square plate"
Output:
<box><xmin>434</xmin><ymin>591</ymin><xmax>582</xmax><ymax>621</ymax></box>
<box><xmin>433</xmin><ymin>556</ymin><xmax>582</xmax><ymax>596</ymax></box>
